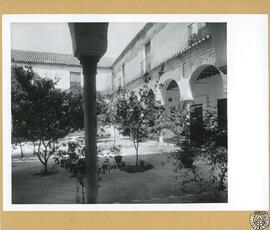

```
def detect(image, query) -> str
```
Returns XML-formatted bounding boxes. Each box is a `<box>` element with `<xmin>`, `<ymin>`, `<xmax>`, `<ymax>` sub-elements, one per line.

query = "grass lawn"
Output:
<box><xmin>12</xmin><ymin>142</ymin><xmax>227</xmax><ymax>204</ymax></box>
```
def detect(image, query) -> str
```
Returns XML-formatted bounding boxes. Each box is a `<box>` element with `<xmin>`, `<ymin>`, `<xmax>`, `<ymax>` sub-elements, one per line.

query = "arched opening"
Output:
<box><xmin>189</xmin><ymin>65</ymin><xmax>227</xmax><ymax>146</ymax></box>
<box><xmin>144</xmin><ymin>88</ymin><xmax>156</xmax><ymax>108</ymax></box>
<box><xmin>159</xmin><ymin>79</ymin><xmax>181</xmax><ymax>141</ymax></box>
<box><xmin>162</xmin><ymin>79</ymin><xmax>181</xmax><ymax>114</ymax></box>
<box><xmin>148</xmin><ymin>88</ymin><xmax>155</xmax><ymax>101</ymax></box>
<box><xmin>189</xmin><ymin>65</ymin><xmax>224</xmax><ymax>108</ymax></box>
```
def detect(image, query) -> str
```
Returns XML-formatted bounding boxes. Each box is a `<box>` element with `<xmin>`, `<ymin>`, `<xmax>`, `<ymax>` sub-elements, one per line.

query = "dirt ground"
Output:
<box><xmin>12</xmin><ymin>141</ymin><xmax>227</xmax><ymax>204</ymax></box>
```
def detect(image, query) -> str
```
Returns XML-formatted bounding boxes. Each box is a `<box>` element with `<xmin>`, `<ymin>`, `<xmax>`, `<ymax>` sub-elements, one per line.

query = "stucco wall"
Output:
<box><xmin>29</xmin><ymin>63</ymin><xmax>82</xmax><ymax>90</ymax></box>
<box><xmin>112</xmin><ymin>22</ymin><xmax>227</xmax><ymax>113</ymax></box>
<box><xmin>112</xmin><ymin>23</ymin><xmax>214</xmax><ymax>91</ymax></box>
<box><xmin>125</xmin><ymin>50</ymin><xmax>143</xmax><ymax>83</ymax></box>
<box><xmin>112</xmin><ymin>23</ymin><xmax>190</xmax><ymax>89</ymax></box>
<box><xmin>112</xmin><ymin>24</ymin><xmax>154</xmax><ymax>88</ymax></box>
<box><xmin>96</xmin><ymin>68</ymin><xmax>112</xmax><ymax>92</ymax></box>
<box><xmin>13</xmin><ymin>62</ymin><xmax>112</xmax><ymax>92</ymax></box>
<box><xmin>151</xmin><ymin>23</ymin><xmax>189</xmax><ymax>67</ymax></box>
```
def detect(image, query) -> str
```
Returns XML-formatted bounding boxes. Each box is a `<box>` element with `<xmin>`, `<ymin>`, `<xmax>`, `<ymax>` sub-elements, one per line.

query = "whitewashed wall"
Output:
<box><xmin>13</xmin><ymin>62</ymin><xmax>112</xmax><ymax>92</ymax></box>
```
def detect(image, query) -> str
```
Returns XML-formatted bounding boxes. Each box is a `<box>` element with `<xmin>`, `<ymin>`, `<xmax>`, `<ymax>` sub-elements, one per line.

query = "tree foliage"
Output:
<box><xmin>11</xmin><ymin>65</ymin><xmax>84</xmax><ymax>173</ymax></box>
<box><xmin>167</xmin><ymin>103</ymin><xmax>228</xmax><ymax>192</ymax></box>
<box><xmin>11</xmin><ymin>66</ymin><xmax>33</xmax><ymax>158</ymax></box>
<box><xmin>112</xmin><ymin>86</ymin><xmax>165</xmax><ymax>166</ymax></box>
<box><xmin>53</xmin><ymin>140</ymin><xmax>118</xmax><ymax>203</ymax></box>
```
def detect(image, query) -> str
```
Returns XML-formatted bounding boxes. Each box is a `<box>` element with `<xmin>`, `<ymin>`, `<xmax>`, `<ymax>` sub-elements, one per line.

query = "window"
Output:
<box><xmin>118</xmin><ymin>77</ymin><xmax>122</xmax><ymax>88</ymax></box>
<box><xmin>145</xmin><ymin>42</ymin><xmax>151</xmax><ymax>72</ymax></box>
<box><xmin>70</xmin><ymin>72</ymin><xmax>81</xmax><ymax>93</ymax></box>
<box><xmin>188</xmin><ymin>23</ymin><xmax>198</xmax><ymax>38</ymax></box>
<box><xmin>188</xmin><ymin>22</ymin><xmax>206</xmax><ymax>39</ymax></box>
<box><xmin>141</xmin><ymin>41</ymin><xmax>151</xmax><ymax>74</ymax></box>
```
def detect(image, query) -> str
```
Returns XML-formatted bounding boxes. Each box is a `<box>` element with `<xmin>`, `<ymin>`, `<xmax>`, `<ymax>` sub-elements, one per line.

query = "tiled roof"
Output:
<box><xmin>11</xmin><ymin>49</ymin><xmax>113</xmax><ymax>68</ymax></box>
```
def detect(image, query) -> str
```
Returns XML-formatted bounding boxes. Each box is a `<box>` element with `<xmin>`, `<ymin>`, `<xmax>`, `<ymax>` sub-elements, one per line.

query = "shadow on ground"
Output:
<box><xmin>12</xmin><ymin>143</ymin><xmax>227</xmax><ymax>204</ymax></box>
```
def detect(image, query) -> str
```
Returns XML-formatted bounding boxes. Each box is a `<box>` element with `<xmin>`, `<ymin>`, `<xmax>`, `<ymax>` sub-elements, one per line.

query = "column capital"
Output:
<box><xmin>79</xmin><ymin>56</ymin><xmax>100</xmax><ymax>80</ymax></box>
<box><xmin>79</xmin><ymin>55</ymin><xmax>100</xmax><ymax>66</ymax></box>
<box><xmin>68</xmin><ymin>23</ymin><xmax>108</xmax><ymax>59</ymax></box>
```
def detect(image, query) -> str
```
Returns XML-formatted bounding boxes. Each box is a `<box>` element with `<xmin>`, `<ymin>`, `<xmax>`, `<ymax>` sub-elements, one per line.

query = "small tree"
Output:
<box><xmin>167</xmin><ymin>103</ymin><xmax>228</xmax><ymax>192</ymax></box>
<box><xmin>165</xmin><ymin>102</ymin><xmax>196</xmax><ymax>168</ymax></box>
<box><xmin>12</xmin><ymin>65</ymin><xmax>84</xmax><ymax>174</ymax></box>
<box><xmin>113</xmin><ymin>86</ymin><xmax>164</xmax><ymax>167</ymax></box>
<box><xmin>200</xmin><ymin>106</ymin><xmax>228</xmax><ymax>191</ymax></box>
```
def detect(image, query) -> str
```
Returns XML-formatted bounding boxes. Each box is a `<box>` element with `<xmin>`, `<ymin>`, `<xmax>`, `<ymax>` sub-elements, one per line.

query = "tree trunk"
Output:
<box><xmin>43</xmin><ymin>144</ymin><xmax>48</xmax><ymax>174</ymax></box>
<box><xmin>113</xmin><ymin>126</ymin><xmax>116</xmax><ymax>144</ymax></box>
<box><xmin>159</xmin><ymin>132</ymin><xmax>164</xmax><ymax>144</ymax></box>
<box><xmin>44</xmin><ymin>160</ymin><xmax>48</xmax><ymax>174</ymax></box>
<box><xmin>136</xmin><ymin>148</ymin><xmax>139</xmax><ymax>167</ymax></box>
<box><xmin>135</xmin><ymin>141</ymin><xmax>139</xmax><ymax>167</ymax></box>
<box><xmin>19</xmin><ymin>143</ymin><xmax>24</xmax><ymax>159</ymax></box>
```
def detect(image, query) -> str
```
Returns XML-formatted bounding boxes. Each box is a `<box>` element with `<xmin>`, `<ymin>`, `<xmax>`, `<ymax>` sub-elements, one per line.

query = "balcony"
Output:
<box><xmin>188</xmin><ymin>25</ymin><xmax>210</xmax><ymax>46</ymax></box>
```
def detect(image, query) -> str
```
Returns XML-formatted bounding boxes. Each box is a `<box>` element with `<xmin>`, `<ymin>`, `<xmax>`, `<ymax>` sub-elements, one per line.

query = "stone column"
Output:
<box><xmin>68</xmin><ymin>22</ymin><xmax>108</xmax><ymax>204</ymax></box>
<box><xmin>80</xmin><ymin>56</ymin><xmax>99</xmax><ymax>203</ymax></box>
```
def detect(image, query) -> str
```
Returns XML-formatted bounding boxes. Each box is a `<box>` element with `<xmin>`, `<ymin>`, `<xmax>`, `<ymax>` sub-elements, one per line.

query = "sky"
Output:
<box><xmin>11</xmin><ymin>23</ymin><xmax>145</xmax><ymax>59</ymax></box>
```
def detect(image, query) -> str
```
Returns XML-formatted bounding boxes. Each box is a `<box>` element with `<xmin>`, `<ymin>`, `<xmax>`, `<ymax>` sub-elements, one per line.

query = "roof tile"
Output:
<box><xmin>11</xmin><ymin>49</ymin><xmax>113</xmax><ymax>68</ymax></box>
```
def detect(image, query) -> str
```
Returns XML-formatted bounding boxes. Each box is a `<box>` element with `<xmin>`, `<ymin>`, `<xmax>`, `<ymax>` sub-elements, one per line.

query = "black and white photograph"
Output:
<box><xmin>2</xmin><ymin>15</ymin><xmax>268</xmax><ymax>211</ymax></box>
<box><xmin>9</xmin><ymin>21</ymin><xmax>228</xmax><ymax>204</ymax></box>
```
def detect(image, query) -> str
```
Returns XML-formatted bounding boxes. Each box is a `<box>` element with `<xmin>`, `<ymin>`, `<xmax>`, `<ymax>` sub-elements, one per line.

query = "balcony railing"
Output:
<box><xmin>188</xmin><ymin>25</ymin><xmax>210</xmax><ymax>46</ymax></box>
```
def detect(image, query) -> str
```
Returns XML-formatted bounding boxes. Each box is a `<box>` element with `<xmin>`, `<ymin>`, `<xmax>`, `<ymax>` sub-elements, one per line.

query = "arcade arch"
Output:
<box><xmin>161</xmin><ymin>79</ymin><xmax>181</xmax><ymax>113</ymax></box>
<box><xmin>189</xmin><ymin>64</ymin><xmax>225</xmax><ymax>109</ymax></box>
<box><xmin>189</xmin><ymin>64</ymin><xmax>227</xmax><ymax>144</ymax></box>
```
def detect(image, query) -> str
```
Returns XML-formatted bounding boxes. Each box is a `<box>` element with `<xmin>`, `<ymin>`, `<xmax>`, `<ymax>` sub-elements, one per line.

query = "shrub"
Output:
<box><xmin>54</xmin><ymin>142</ymin><xmax>117</xmax><ymax>203</ymax></box>
<box><xmin>167</xmin><ymin>103</ymin><xmax>227</xmax><ymax>192</ymax></box>
<box><xmin>118</xmin><ymin>161</ymin><xmax>126</xmax><ymax>170</ymax></box>
<box><xmin>139</xmin><ymin>160</ymin><xmax>145</xmax><ymax>167</ymax></box>
<box><xmin>120</xmin><ymin>161</ymin><xmax>154</xmax><ymax>173</ymax></box>
<box><xmin>144</xmin><ymin>163</ymin><xmax>154</xmax><ymax>170</ymax></box>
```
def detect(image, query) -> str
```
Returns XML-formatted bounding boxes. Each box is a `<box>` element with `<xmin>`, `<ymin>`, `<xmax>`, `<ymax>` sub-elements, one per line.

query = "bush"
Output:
<box><xmin>179</xmin><ymin>154</ymin><xmax>194</xmax><ymax>169</ymax></box>
<box><xmin>139</xmin><ymin>160</ymin><xmax>145</xmax><ymax>167</ymax></box>
<box><xmin>177</xmin><ymin>142</ymin><xmax>197</xmax><ymax>169</ymax></box>
<box><xmin>125</xmin><ymin>165</ymin><xmax>142</xmax><ymax>173</ymax></box>
<box><xmin>118</xmin><ymin>161</ymin><xmax>126</xmax><ymax>170</ymax></box>
<box><xmin>166</xmin><ymin>104</ymin><xmax>228</xmax><ymax>192</ymax></box>
<box><xmin>54</xmin><ymin>142</ymin><xmax>117</xmax><ymax>203</ymax></box>
<box><xmin>120</xmin><ymin>161</ymin><xmax>154</xmax><ymax>173</ymax></box>
<box><xmin>144</xmin><ymin>163</ymin><xmax>154</xmax><ymax>170</ymax></box>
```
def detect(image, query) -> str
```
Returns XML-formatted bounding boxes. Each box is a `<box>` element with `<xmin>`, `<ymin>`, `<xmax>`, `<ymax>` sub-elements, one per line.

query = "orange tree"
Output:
<box><xmin>11</xmin><ymin>65</ymin><xmax>84</xmax><ymax>174</ymax></box>
<box><xmin>112</xmin><ymin>86</ymin><xmax>165</xmax><ymax>167</ymax></box>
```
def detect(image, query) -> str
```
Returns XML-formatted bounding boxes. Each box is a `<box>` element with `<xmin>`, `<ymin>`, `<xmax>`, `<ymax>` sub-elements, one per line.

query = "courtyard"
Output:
<box><xmin>10</xmin><ymin>22</ymin><xmax>228</xmax><ymax>204</ymax></box>
<box><xmin>12</xmin><ymin>139</ymin><xmax>227</xmax><ymax>204</ymax></box>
